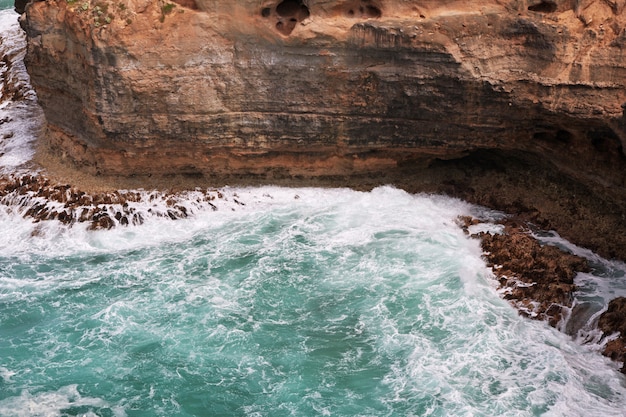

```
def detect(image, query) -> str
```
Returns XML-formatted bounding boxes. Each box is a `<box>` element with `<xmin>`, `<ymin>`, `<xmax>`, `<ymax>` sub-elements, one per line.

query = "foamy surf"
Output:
<box><xmin>1</xmin><ymin>185</ymin><xmax>626</xmax><ymax>416</ymax></box>
<box><xmin>0</xmin><ymin>385</ymin><xmax>126</xmax><ymax>417</ymax></box>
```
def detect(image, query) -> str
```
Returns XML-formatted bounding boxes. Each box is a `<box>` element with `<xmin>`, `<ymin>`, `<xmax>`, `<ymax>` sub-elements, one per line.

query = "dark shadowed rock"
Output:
<box><xmin>14</xmin><ymin>0</ymin><xmax>30</xmax><ymax>14</ymax></box>
<box><xmin>476</xmin><ymin>217</ymin><xmax>590</xmax><ymax>327</ymax></box>
<box><xmin>598</xmin><ymin>297</ymin><xmax>626</xmax><ymax>373</ymax></box>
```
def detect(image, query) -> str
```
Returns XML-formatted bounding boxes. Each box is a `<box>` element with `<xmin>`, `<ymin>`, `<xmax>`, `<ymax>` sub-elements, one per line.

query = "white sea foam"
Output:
<box><xmin>0</xmin><ymin>385</ymin><xmax>126</xmax><ymax>417</ymax></box>
<box><xmin>2</xmin><ymin>187</ymin><xmax>626</xmax><ymax>416</ymax></box>
<box><xmin>0</xmin><ymin>10</ymin><xmax>35</xmax><ymax>103</ymax></box>
<box><xmin>532</xmin><ymin>229</ymin><xmax>626</xmax><ymax>272</ymax></box>
<box><xmin>527</xmin><ymin>229</ymin><xmax>626</xmax><ymax>347</ymax></box>
<box><xmin>0</xmin><ymin>185</ymin><xmax>472</xmax><ymax>258</ymax></box>
<box><xmin>0</xmin><ymin>366</ymin><xmax>15</xmax><ymax>383</ymax></box>
<box><xmin>0</xmin><ymin>9</ymin><xmax>44</xmax><ymax>174</ymax></box>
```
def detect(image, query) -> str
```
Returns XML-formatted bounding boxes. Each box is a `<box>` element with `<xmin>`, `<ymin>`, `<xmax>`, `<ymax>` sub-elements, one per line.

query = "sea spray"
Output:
<box><xmin>0</xmin><ymin>9</ymin><xmax>44</xmax><ymax>174</ymax></box>
<box><xmin>531</xmin><ymin>229</ymin><xmax>626</xmax><ymax>350</ymax></box>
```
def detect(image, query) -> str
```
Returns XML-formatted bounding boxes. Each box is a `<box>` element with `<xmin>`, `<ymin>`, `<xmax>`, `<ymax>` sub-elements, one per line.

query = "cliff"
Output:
<box><xmin>16</xmin><ymin>0</ymin><xmax>626</xmax><ymax>259</ymax></box>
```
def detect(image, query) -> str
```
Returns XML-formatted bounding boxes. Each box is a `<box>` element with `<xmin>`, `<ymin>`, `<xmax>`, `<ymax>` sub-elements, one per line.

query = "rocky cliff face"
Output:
<box><xmin>17</xmin><ymin>0</ymin><xmax>626</xmax><ymax>258</ymax></box>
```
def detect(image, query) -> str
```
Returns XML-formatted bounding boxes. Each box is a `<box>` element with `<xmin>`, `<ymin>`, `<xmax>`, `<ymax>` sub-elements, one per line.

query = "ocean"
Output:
<box><xmin>1</xmin><ymin>7</ymin><xmax>626</xmax><ymax>417</ymax></box>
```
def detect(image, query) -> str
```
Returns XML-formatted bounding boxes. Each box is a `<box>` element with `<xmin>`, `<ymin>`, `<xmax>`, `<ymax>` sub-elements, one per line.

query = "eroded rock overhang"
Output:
<box><xmin>17</xmin><ymin>0</ymin><xmax>626</xmax><ymax>177</ymax></box>
<box><xmin>14</xmin><ymin>1</ymin><xmax>626</xmax><ymax>212</ymax></box>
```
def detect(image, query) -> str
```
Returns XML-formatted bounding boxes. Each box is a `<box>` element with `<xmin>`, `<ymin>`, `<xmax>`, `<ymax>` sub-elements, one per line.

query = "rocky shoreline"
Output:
<box><xmin>3</xmin><ymin>0</ymin><xmax>626</xmax><ymax>373</ymax></box>
<box><xmin>460</xmin><ymin>215</ymin><xmax>626</xmax><ymax>373</ymax></box>
<box><xmin>17</xmin><ymin>0</ymin><xmax>626</xmax><ymax>263</ymax></box>
<box><xmin>460</xmin><ymin>215</ymin><xmax>590</xmax><ymax>328</ymax></box>
<box><xmin>0</xmin><ymin>172</ymin><xmax>230</xmax><ymax>229</ymax></box>
<box><xmin>1</xmin><ymin>166</ymin><xmax>624</xmax><ymax>372</ymax></box>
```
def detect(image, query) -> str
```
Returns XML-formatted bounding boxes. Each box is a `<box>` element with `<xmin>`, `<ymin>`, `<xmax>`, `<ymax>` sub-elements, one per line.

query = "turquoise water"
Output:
<box><xmin>0</xmin><ymin>186</ymin><xmax>625</xmax><ymax>416</ymax></box>
<box><xmin>0</xmin><ymin>1</ymin><xmax>11</xmax><ymax>11</ymax></box>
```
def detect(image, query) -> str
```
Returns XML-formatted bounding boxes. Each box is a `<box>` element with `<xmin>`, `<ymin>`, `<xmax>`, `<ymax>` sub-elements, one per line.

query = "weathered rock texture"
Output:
<box><xmin>17</xmin><ymin>0</ymin><xmax>626</xmax><ymax>259</ymax></box>
<box><xmin>598</xmin><ymin>296</ymin><xmax>626</xmax><ymax>372</ymax></box>
<box><xmin>471</xmin><ymin>216</ymin><xmax>590</xmax><ymax>327</ymax></box>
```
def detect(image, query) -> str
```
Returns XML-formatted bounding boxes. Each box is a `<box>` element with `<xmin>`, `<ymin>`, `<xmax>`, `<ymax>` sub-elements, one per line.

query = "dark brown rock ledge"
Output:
<box><xmin>0</xmin><ymin>173</ymin><xmax>227</xmax><ymax>230</ymax></box>
<box><xmin>459</xmin><ymin>215</ymin><xmax>590</xmax><ymax>327</ymax></box>
<box><xmin>460</xmin><ymin>214</ymin><xmax>626</xmax><ymax>373</ymax></box>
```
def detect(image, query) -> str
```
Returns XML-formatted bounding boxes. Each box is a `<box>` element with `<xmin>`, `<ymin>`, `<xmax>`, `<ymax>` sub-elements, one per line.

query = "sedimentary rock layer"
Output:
<box><xmin>16</xmin><ymin>0</ymin><xmax>626</xmax><ymax>258</ymax></box>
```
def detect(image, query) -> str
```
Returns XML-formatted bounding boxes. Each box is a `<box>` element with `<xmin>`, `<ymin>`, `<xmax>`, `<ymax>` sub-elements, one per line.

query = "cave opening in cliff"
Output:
<box><xmin>365</xmin><ymin>5</ymin><xmax>382</xmax><ymax>18</ymax></box>
<box><xmin>588</xmin><ymin>128</ymin><xmax>625</xmax><ymax>155</ymax></box>
<box><xmin>274</xmin><ymin>0</ymin><xmax>310</xmax><ymax>35</ymax></box>
<box><xmin>528</xmin><ymin>1</ymin><xmax>557</xmax><ymax>13</ymax></box>
<box><xmin>533</xmin><ymin>128</ymin><xmax>573</xmax><ymax>144</ymax></box>
<box><xmin>276</xmin><ymin>0</ymin><xmax>309</xmax><ymax>19</ymax></box>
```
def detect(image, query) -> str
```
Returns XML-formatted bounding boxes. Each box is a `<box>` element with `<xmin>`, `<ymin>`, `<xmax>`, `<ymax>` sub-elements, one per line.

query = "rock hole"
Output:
<box><xmin>344</xmin><ymin>1</ymin><xmax>382</xmax><ymax>19</ymax></box>
<box><xmin>276</xmin><ymin>20</ymin><xmax>298</xmax><ymax>35</ymax></box>
<box><xmin>555</xmin><ymin>129</ymin><xmax>572</xmax><ymax>144</ymax></box>
<box><xmin>301</xmin><ymin>5</ymin><xmax>310</xmax><ymax>19</ymax></box>
<box><xmin>274</xmin><ymin>0</ymin><xmax>309</xmax><ymax>36</ymax></box>
<box><xmin>588</xmin><ymin>128</ymin><xmax>623</xmax><ymax>153</ymax></box>
<box><xmin>261</xmin><ymin>7</ymin><xmax>271</xmax><ymax>17</ymax></box>
<box><xmin>366</xmin><ymin>5</ymin><xmax>381</xmax><ymax>18</ymax></box>
<box><xmin>532</xmin><ymin>129</ymin><xmax>572</xmax><ymax>144</ymax></box>
<box><xmin>528</xmin><ymin>1</ymin><xmax>557</xmax><ymax>13</ymax></box>
<box><xmin>276</xmin><ymin>0</ymin><xmax>307</xmax><ymax>18</ymax></box>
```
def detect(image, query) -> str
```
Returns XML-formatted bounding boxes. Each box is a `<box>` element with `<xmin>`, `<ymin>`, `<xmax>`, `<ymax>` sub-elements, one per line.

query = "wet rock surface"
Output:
<box><xmin>598</xmin><ymin>297</ymin><xmax>626</xmax><ymax>373</ymax></box>
<box><xmin>460</xmin><ymin>215</ymin><xmax>590</xmax><ymax>327</ymax></box>
<box><xmin>0</xmin><ymin>173</ymin><xmax>224</xmax><ymax>230</ymax></box>
<box><xmin>460</xmin><ymin>214</ymin><xmax>626</xmax><ymax>372</ymax></box>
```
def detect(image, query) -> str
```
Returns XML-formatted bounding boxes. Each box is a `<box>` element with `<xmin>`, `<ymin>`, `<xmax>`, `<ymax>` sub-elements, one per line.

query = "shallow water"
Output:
<box><xmin>0</xmin><ymin>8</ymin><xmax>625</xmax><ymax>417</ymax></box>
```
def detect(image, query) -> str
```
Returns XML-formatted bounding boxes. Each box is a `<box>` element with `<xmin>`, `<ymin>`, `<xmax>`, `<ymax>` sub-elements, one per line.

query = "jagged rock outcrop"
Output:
<box><xmin>15</xmin><ymin>0</ymin><xmax>626</xmax><ymax>259</ymax></box>
<box><xmin>0</xmin><ymin>173</ymin><xmax>229</xmax><ymax>230</ymax></box>
<box><xmin>460</xmin><ymin>215</ymin><xmax>590</xmax><ymax>327</ymax></box>
<box><xmin>598</xmin><ymin>297</ymin><xmax>626</xmax><ymax>373</ymax></box>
